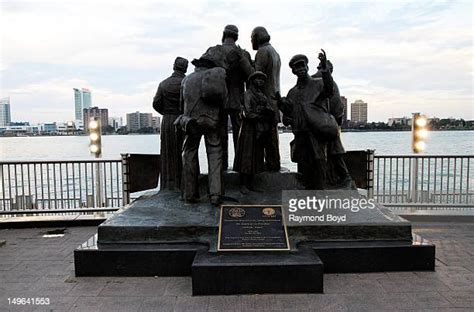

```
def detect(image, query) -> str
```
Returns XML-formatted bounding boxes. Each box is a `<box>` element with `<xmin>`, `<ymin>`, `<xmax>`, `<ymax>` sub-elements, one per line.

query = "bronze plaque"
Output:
<box><xmin>218</xmin><ymin>205</ymin><xmax>290</xmax><ymax>251</ymax></box>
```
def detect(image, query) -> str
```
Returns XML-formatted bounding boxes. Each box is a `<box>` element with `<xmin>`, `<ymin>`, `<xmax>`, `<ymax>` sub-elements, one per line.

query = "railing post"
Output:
<box><xmin>366</xmin><ymin>149</ymin><xmax>375</xmax><ymax>198</ymax></box>
<box><xmin>121</xmin><ymin>154</ymin><xmax>130</xmax><ymax>206</ymax></box>
<box><xmin>95</xmin><ymin>162</ymin><xmax>103</xmax><ymax>207</ymax></box>
<box><xmin>410</xmin><ymin>157</ymin><xmax>419</xmax><ymax>202</ymax></box>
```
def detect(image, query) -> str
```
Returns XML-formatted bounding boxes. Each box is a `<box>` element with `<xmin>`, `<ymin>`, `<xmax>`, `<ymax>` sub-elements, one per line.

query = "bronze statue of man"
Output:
<box><xmin>177</xmin><ymin>52</ymin><xmax>227</xmax><ymax>206</ymax></box>
<box><xmin>251</xmin><ymin>26</ymin><xmax>281</xmax><ymax>171</ymax></box>
<box><xmin>152</xmin><ymin>57</ymin><xmax>188</xmax><ymax>190</ymax></box>
<box><xmin>312</xmin><ymin>60</ymin><xmax>351</xmax><ymax>187</ymax></box>
<box><xmin>276</xmin><ymin>51</ymin><xmax>335</xmax><ymax>189</ymax></box>
<box><xmin>217</xmin><ymin>25</ymin><xmax>254</xmax><ymax>170</ymax></box>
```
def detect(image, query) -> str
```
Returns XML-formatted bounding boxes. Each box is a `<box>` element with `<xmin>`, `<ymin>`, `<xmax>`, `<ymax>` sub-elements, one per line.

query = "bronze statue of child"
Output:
<box><xmin>233</xmin><ymin>71</ymin><xmax>274</xmax><ymax>193</ymax></box>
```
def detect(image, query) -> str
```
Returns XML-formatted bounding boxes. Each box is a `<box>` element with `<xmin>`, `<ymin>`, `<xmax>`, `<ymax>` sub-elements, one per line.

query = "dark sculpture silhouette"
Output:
<box><xmin>251</xmin><ymin>26</ymin><xmax>281</xmax><ymax>171</ymax></box>
<box><xmin>276</xmin><ymin>51</ymin><xmax>337</xmax><ymax>189</ymax></box>
<box><xmin>233</xmin><ymin>71</ymin><xmax>274</xmax><ymax>193</ymax></box>
<box><xmin>153</xmin><ymin>57</ymin><xmax>188</xmax><ymax>190</ymax></box>
<box><xmin>177</xmin><ymin>52</ymin><xmax>227</xmax><ymax>206</ymax></box>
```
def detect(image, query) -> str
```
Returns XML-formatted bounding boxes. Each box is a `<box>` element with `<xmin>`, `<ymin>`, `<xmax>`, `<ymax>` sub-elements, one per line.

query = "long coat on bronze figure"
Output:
<box><xmin>152</xmin><ymin>57</ymin><xmax>188</xmax><ymax>190</ymax></box>
<box><xmin>251</xmin><ymin>26</ymin><xmax>281</xmax><ymax>171</ymax></box>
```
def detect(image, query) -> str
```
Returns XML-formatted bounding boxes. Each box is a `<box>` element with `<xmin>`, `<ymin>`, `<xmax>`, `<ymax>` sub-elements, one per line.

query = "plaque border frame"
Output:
<box><xmin>217</xmin><ymin>205</ymin><xmax>290</xmax><ymax>252</ymax></box>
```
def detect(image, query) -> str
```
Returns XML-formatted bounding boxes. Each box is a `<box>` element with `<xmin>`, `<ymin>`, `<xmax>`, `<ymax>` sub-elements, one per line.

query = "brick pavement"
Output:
<box><xmin>0</xmin><ymin>223</ymin><xmax>472</xmax><ymax>311</ymax></box>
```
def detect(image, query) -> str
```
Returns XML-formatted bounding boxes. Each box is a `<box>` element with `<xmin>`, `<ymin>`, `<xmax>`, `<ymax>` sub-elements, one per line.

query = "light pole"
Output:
<box><xmin>410</xmin><ymin>113</ymin><xmax>428</xmax><ymax>202</ymax></box>
<box><xmin>89</xmin><ymin>117</ymin><xmax>103</xmax><ymax>207</ymax></box>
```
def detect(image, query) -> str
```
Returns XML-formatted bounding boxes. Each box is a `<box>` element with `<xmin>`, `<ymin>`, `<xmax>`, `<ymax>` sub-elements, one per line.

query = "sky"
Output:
<box><xmin>0</xmin><ymin>0</ymin><xmax>473</xmax><ymax>124</ymax></box>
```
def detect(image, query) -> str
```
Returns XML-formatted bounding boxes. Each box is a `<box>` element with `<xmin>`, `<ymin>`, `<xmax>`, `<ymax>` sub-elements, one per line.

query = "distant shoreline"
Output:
<box><xmin>0</xmin><ymin>128</ymin><xmax>473</xmax><ymax>138</ymax></box>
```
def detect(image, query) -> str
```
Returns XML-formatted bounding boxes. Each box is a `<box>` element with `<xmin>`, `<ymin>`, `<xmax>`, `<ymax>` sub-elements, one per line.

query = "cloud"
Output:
<box><xmin>1</xmin><ymin>0</ymin><xmax>473</xmax><ymax>123</ymax></box>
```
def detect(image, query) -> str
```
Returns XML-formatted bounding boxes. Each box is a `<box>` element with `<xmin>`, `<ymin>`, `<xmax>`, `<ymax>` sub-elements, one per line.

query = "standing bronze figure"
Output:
<box><xmin>312</xmin><ymin>60</ymin><xmax>351</xmax><ymax>186</ymax></box>
<box><xmin>251</xmin><ymin>26</ymin><xmax>281</xmax><ymax>171</ymax></box>
<box><xmin>234</xmin><ymin>71</ymin><xmax>274</xmax><ymax>193</ymax></box>
<box><xmin>276</xmin><ymin>51</ymin><xmax>337</xmax><ymax>189</ymax></box>
<box><xmin>152</xmin><ymin>57</ymin><xmax>188</xmax><ymax>190</ymax></box>
<box><xmin>177</xmin><ymin>53</ymin><xmax>227</xmax><ymax>206</ymax></box>
<box><xmin>217</xmin><ymin>25</ymin><xmax>254</xmax><ymax>170</ymax></box>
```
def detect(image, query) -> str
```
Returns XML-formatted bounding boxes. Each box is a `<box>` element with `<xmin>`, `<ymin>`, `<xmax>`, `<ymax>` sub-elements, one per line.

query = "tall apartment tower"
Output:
<box><xmin>126</xmin><ymin>112</ymin><xmax>153</xmax><ymax>132</ymax></box>
<box><xmin>340</xmin><ymin>96</ymin><xmax>348</xmax><ymax>125</ymax></box>
<box><xmin>0</xmin><ymin>97</ymin><xmax>12</xmax><ymax>127</ymax></box>
<box><xmin>83</xmin><ymin>107</ymin><xmax>108</xmax><ymax>133</ymax></box>
<box><xmin>74</xmin><ymin>88</ymin><xmax>92</xmax><ymax>126</ymax></box>
<box><xmin>351</xmin><ymin>99</ymin><xmax>368</xmax><ymax>123</ymax></box>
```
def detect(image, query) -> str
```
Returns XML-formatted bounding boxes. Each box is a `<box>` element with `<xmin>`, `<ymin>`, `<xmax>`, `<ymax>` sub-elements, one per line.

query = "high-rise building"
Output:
<box><xmin>82</xmin><ymin>88</ymin><xmax>91</xmax><ymax>110</ymax></box>
<box><xmin>0</xmin><ymin>97</ymin><xmax>11</xmax><ymax>127</ymax></box>
<box><xmin>152</xmin><ymin>116</ymin><xmax>161</xmax><ymax>130</ymax></box>
<box><xmin>340</xmin><ymin>96</ymin><xmax>348</xmax><ymax>125</ymax></box>
<box><xmin>74</xmin><ymin>88</ymin><xmax>92</xmax><ymax>125</ymax></box>
<box><xmin>126</xmin><ymin>111</ymin><xmax>152</xmax><ymax>132</ymax></box>
<box><xmin>109</xmin><ymin>117</ymin><xmax>123</xmax><ymax>130</ymax></box>
<box><xmin>83</xmin><ymin>107</ymin><xmax>108</xmax><ymax>133</ymax></box>
<box><xmin>351</xmin><ymin>99</ymin><xmax>368</xmax><ymax>123</ymax></box>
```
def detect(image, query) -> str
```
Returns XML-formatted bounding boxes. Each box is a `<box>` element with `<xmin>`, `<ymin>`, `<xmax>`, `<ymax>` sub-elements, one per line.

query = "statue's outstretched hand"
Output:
<box><xmin>318</xmin><ymin>49</ymin><xmax>327</xmax><ymax>70</ymax></box>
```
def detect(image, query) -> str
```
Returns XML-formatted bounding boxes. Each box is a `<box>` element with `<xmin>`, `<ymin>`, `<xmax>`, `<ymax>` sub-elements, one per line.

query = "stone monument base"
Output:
<box><xmin>74</xmin><ymin>171</ymin><xmax>435</xmax><ymax>296</ymax></box>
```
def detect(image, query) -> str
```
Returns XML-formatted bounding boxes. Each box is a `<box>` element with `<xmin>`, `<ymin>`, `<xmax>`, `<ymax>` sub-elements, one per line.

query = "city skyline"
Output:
<box><xmin>1</xmin><ymin>1</ymin><xmax>472</xmax><ymax>123</ymax></box>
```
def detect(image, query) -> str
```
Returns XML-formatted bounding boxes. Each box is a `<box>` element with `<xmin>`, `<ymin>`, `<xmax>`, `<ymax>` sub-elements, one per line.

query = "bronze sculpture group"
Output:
<box><xmin>153</xmin><ymin>25</ymin><xmax>351</xmax><ymax>206</ymax></box>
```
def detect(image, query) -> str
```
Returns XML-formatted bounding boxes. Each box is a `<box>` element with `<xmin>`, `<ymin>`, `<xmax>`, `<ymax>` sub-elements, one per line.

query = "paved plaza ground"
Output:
<box><xmin>0</xmin><ymin>222</ymin><xmax>473</xmax><ymax>311</ymax></box>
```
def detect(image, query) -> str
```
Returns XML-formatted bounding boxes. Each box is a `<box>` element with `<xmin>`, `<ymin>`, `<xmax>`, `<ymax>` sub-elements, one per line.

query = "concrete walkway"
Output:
<box><xmin>0</xmin><ymin>223</ymin><xmax>473</xmax><ymax>311</ymax></box>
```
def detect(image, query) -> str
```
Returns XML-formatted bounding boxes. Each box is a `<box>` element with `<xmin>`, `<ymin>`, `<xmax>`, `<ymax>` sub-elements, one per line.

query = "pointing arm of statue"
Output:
<box><xmin>318</xmin><ymin>49</ymin><xmax>334</xmax><ymax>99</ymax></box>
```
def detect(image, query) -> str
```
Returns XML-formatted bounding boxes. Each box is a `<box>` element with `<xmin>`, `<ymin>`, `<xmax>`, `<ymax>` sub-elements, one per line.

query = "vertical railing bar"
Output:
<box><xmin>420</xmin><ymin>157</ymin><xmax>424</xmax><ymax>203</ymax></box>
<box><xmin>53</xmin><ymin>163</ymin><xmax>57</xmax><ymax>209</ymax></box>
<box><xmin>85</xmin><ymin>163</ymin><xmax>89</xmax><ymax>207</ymax></box>
<box><xmin>66</xmin><ymin>163</ymin><xmax>70</xmax><ymax>209</ymax></box>
<box><xmin>8</xmin><ymin>165</ymin><xmax>12</xmax><ymax>210</ymax></box>
<box><xmin>33</xmin><ymin>164</ymin><xmax>37</xmax><ymax>209</ymax></box>
<box><xmin>427</xmin><ymin>158</ymin><xmax>431</xmax><ymax>204</ymax></box>
<box><xmin>376</xmin><ymin>158</ymin><xmax>380</xmax><ymax>201</ymax></box>
<box><xmin>389</xmin><ymin>158</ymin><xmax>392</xmax><ymax>203</ymax></box>
<box><xmin>433</xmin><ymin>158</ymin><xmax>437</xmax><ymax>203</ymax></box>
<box><xmin>446</xmin><ymin>158</ymin><xmax>451</xmax><ymax>204</ymax></box>
<box><xmin>14</xmin><ymin>164</ymin><xmax>18</xmax><ymax>207</ymax></box>
<box><xmin>1</xmin><ymin>165</ymin><xmax>6</xmax><ymax>210</ymax></box>
<box><xmin>116</xmin><ymin>161</ymin><xmax>120</xmax><ymax>206</ymax></box>
<box><xmin>39</xmin><ymin>164</ymin><xmax>44</xmax><ymax>210</ymax></box>
<box><xmin>27</xmin><ymin>164</ymin><xmax>31</xmax><ymax>202</ymax></box>
<box><xmin>408</xmin><ymin>157</ymin><xmax>412</xmax><ymax>200</ymax></box>
<box><xmin>109</xmin><ymin>162</ymin><xmax>113</xmax><ymax>206</ymax></box>
<box><xmin>91</xmin><ymin>162</ymin><xmax>95</xmax><ymax>207</ymax></box>
<box><xmin>466</xmin><ymin>158</ymin><xmax>470</xmax><ymax>204</ymax></box>
<box><xmin>78</xmin><ymin>163</ymin><xmax>82</xmax><ymax>208</ymax></box>
<box><xmin>46</xmin><ymin>163</ymin><xmax>51</xmax><ymax>209</ymax></box>
<box><xmin>401</xmin><ymin>157</ymin><xmax>405</xmax><ymax>202</ymax></box>
<box><xmin>382</xmin><ymin>158</ymin><xmax>386</xmax><ymax>203</ymax></box>
<box><xmin>459</xmin><ymin>158</ymin><xmax>464</xmax><ymax>204</ymax></box>
<box><xmin>59</xmin><ymin>163</ymin><xmax>64</xmax><ymax>209</ymax></box>
<box><xmin>395</xmin><ymin>157</ymin><xmax>399</xmax><ymax>203</ymax></box>
<box><xmin>72</xmin><ymin>163</ymin><xmax>76</xmax><ymax>208</ymax></box>
<box><xmin>20</xmin><ymin>164</ymin><xmax>24</xmax><ymax>197</ymax></box>
<box><xmin>103</xmin><ymin>161</ymin><xmax>107</xmax><ymax>207</ymax></box>
<box><xmin>439</xmin><ymin>157</ymin><xmax>444</xmax><ymax>203</ymax></box>
<box><xmin>453</xmin><ymin>157</ymin><xmax>457</xmax><ymax>203</ymax></box>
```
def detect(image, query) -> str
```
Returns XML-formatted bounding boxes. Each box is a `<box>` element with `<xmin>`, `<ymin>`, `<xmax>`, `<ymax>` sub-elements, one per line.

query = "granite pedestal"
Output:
<box><xmin>74</xmin><ymin>171</ymin><xmax>435</xmax><ymax>296</ymax></box>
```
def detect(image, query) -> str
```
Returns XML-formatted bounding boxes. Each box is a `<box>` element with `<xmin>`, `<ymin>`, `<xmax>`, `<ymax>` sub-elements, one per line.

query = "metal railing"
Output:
<box><xmin>1</xmin><ymin>154</ymin><xmax>472</xmax><ymax>217</ymax></box>
<box><xmin>373</xmin><ymin>155</ymin><xmax>474</xmax><ymax>208</ymax></box>
<box><xmin>0</xmin><ymin>159</ymin><xmax>123</xmax><ymax>215</ymax></box>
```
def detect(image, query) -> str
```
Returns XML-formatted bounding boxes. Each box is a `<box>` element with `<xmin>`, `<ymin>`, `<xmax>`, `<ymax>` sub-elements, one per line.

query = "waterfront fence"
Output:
<box><xmin>0</xmin><ymin>154</ymin><xmax>473</xmax><ymax>216</ymax></box>
<box><xmin>0</xmin><ymin>159</ymin><xmax>124</xmax><ymax>216</ymax></box>
<box><xmin>373</xmin><ymin>155</ymin><xmax>473</xmax><ymax>208</ymax></box>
